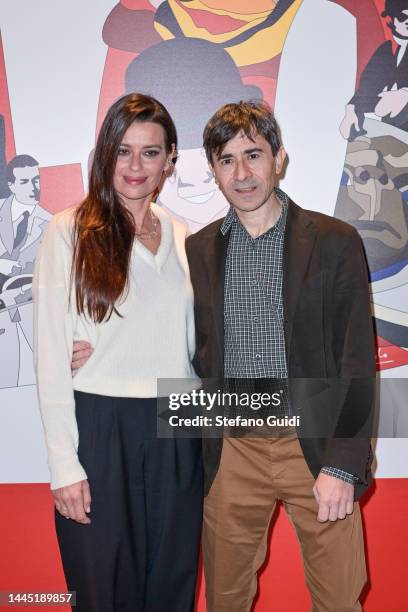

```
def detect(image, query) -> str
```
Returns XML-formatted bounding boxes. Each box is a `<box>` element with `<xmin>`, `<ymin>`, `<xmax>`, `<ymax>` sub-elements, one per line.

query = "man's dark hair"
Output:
<box><xmin>7</xmin><ymin>154</ymin><xmax>39</xmax><ymax>184</ymax></box>
<box><xmin>203</xmin><ymin>100</ymin><xmax>282</xmax><ymax>164</ymax></box>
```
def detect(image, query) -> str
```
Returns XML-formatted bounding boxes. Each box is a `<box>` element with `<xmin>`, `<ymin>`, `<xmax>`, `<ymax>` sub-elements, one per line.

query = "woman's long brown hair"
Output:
<box><xmin>72</xmin><ymin>93</ymin><xmax>177</xmax><ymax>323</ymax></box>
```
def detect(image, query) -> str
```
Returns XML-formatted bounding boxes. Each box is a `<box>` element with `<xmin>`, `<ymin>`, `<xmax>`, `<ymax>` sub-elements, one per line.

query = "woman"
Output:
<box><xmin>33</xmin><ymin>93</ymin><xmax>203</xmax><ymax>612</ymax></box>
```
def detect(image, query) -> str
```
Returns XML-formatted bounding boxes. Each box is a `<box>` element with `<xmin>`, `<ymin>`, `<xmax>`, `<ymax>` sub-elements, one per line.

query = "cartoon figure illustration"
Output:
<box><xmin>334</xmin><ymin>125</ymin><xmax>408</xmax><ymax>366</ymax></box>
<box><xmin>125</xmin><ymin>38</ymin><xmax>261</xmax><ymax>229</ymax></box>
<box><xmin>331</xmin><ymin>0</ymin><xmax>387</xmax><ymax>87</ymax></box>
<box><xmin>97</xmin><ymin>0</ymin><xmax>303</xmax><ymax>135</ymax></box>
<box><xmin>335</xmin><ymin>133</ymin><xmax>408</xmax><ymax>277</ymax></box>
<box><xmin>150</xmin><ymin>0</ymin><xmax>302</xmax><ymax>102</ymax></box>
<box><xmin>98</xmin><ymin>1</ymin><xmax>387</xmax><ymax>223</ymax></box>
<box><xmin>333</xmin><ymin>2</ymin><xmax>408</xmax><ymax>380</ymax></box>
<box><xmin>0</xmin><ymin>154</ymin><xmax>51</xmax><ymax>388</ymax></box>
<box><xmin>340</xmin><ymin>0</ymin><xmax>408</xmax><ymax>140</ymax></box>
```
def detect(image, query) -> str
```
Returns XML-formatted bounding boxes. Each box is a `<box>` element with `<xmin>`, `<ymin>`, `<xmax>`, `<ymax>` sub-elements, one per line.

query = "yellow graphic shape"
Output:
<box><xmin>155</xmin><ymin>0</ymin><xmax>303</xmax><ymax>67</ymax></box>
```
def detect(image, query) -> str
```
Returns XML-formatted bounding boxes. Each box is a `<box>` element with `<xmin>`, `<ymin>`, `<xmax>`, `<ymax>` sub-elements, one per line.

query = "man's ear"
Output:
<box><xmin>209</xmin><ymin>162</ymin><xmax>219</xmax><ymax>185</ymax></box>
<box><xmin>275</xmin><ymin>146</ymin><xmax>287</xmax><ymax>174</ymax></box>
<box><xmin>8</xmin><ymin>181</ymin><xmax>16</xmax><ymax>195</ymax></box>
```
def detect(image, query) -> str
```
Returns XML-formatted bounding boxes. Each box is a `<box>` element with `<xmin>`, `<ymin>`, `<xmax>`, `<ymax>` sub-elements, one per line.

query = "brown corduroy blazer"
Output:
<box><xmin>185</xmin><ymin>199</ymin><xmax>376</xmax><ymax>500</ymax></box>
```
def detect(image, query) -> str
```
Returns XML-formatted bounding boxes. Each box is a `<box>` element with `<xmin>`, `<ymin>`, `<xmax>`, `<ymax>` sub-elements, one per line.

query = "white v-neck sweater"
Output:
<box><xmin>33</xmin><ymin>203</ymin><xmax>198</xmax><ymax>489</ymax></box>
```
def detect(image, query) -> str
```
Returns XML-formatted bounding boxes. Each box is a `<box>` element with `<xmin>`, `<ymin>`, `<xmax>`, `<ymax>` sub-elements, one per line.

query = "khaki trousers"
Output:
<box><xmin>203</xmin><ymin>437</ymin><xmax>366</xmax><ymax>612</ymax></box>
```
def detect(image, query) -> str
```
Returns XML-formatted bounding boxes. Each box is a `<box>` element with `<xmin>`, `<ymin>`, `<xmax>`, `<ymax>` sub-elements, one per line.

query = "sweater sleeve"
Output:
<box><xmin>33</xmin><ymin>211</ymin><xmax>87</xmax><ymax>490</ymax></box>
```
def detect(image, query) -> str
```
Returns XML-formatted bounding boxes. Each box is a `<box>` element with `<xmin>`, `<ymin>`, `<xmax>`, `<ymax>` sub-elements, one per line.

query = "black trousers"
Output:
<box><xmin>55</xmin><ymin>392</ymin><xmax>203</xmax><ymax>612</ymax></box>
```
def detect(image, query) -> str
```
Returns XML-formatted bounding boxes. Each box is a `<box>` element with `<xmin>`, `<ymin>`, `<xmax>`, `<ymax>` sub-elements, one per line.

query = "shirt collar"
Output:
<box><xmin>11</xmin><ymin>197</ymin><xmax>38</xmax><ymax>223</ymax></box>
<box><xmin>220</xmin><ymin>187</ymin><xmax>289</xmax><ymax>237</ymax></box>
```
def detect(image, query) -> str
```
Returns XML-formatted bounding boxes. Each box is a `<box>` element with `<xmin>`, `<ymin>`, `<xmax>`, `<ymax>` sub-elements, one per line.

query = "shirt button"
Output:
<box><xmin>251</xmin><ymin>278</ymin><xmax>257</xmax><ymax>286</ymax></box>
<box><xmin>255</xmin><ymin>353</ymin><xmax>261</xmax><ymax>360</ymax></box>
<box><xmin>253</xmin><ymin>316</ymin><xmax>259</xmax><ymax>323</ymax></box>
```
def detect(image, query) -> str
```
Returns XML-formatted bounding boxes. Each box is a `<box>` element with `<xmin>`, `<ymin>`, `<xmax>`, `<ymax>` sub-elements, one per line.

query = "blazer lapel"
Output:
<box><xmin>283</xmin><ymin>201</ymin><xmax>318</xmax><ymax>363</ymax></box>
<box><xmin>205</xmin><ymin>225</ymin><xmax>230</xmax><ymax>374</ymax></box>
<box><xmin>201</xmin><ymin>202</ymin><xmax>318</xmax><ymax>374</ymax></box>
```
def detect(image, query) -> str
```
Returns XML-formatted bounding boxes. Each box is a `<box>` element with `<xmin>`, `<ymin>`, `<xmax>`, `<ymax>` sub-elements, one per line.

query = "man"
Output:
<box><xmin>0</xmin><ymin>154</ymin><xmax>51</xmax><ymax>387</ymax></box>
<box><xmin>185</xmin><ymin>101</ymin><xmax>375</xmax><ymax>611</ymax></box>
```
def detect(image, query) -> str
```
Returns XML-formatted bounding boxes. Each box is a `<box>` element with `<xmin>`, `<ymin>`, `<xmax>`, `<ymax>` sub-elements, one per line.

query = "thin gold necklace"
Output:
<box><xmin>134</xmin><ymin>208</ymin><xmax>158</xmax><ymax>240</ymax></box>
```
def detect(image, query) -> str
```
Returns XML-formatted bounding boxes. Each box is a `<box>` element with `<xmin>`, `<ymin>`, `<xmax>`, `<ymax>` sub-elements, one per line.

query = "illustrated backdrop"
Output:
<box><xmin>0</xmin><ymin>1</ymin><xmax>407</xmax><ymax>610</ymax></box>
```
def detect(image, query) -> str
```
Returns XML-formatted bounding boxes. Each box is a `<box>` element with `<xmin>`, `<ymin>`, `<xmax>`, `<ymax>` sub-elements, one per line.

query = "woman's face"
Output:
<box><xmin>113</xmin><ymin>121</ymin><xmax>173</xmax><ymax>208</ymax></box>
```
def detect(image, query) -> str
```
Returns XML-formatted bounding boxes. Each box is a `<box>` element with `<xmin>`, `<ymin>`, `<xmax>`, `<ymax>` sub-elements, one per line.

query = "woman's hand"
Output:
<box><xmin>53</xmin><ymin>479</ymin><xmax>92</xmax><ymax>524</ymax></box>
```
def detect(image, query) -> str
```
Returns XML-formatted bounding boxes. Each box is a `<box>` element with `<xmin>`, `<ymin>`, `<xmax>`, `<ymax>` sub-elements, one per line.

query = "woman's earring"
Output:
<box><xmin>167</xmin><ymin>160</ymin><xmax>176</xmax><ymax>183</ymax></box>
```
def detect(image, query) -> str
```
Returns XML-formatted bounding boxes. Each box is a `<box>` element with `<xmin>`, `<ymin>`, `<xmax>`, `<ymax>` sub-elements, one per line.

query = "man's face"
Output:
<box><xmin>394</xmin><ymin>9</ymin><xmax>408</xmax><ymax>37</ymax></box>
<box><xmin>210</xmin><ymin>131</ymin><xmax>286</xmax><ymax>214</ymax></box>
<box><xmin>158</xmin><ymin>147</ymin><xmax>228</xmax><ymax>224</ymax></box>
<box><xmin>8</xmin><ymin>166</ymin><xmax>40</xmax><ymax>206</ymax></box>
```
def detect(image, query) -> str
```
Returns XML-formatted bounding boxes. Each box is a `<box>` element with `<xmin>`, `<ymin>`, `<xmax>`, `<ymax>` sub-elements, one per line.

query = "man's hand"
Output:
<box><xmin>71</xmin><ymin>340</ymin><xmax>93</xmax><ymax>374</ymax></box>
<box><xmin>52</xmin><ymin>479</ymin><xmax>92</xmax><ymax>524</ymax></box>
<box><xmin>313</xmin><ymin>472</ymin><xmax>354</xmax><ymax>522</ymax></box>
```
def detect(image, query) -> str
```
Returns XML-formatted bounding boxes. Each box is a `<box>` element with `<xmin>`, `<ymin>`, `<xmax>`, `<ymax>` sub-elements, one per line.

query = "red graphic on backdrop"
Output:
<box><xmin>0</xmin><ymin>31</ymin><xmax>15</xmax><ymax>164</ymax></box>
<box><xmin>377</xmin><ymin>337</ymin><xmax>408</xmax><ymax>370</ymax></box>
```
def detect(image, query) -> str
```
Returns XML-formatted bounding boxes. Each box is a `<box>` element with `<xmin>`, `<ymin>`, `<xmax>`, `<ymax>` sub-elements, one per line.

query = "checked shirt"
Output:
<box><xmin>221</xmin><ymin>188</ymin><xmax>356</xmax><ymax>484</ymax></box>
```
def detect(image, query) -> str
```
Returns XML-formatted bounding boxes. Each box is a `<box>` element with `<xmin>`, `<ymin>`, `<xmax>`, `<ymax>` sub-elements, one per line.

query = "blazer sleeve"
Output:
<box><xmin>323</xmin><ymin>228</ymin><xmax>376</xmax><ymax>484</ymax></box>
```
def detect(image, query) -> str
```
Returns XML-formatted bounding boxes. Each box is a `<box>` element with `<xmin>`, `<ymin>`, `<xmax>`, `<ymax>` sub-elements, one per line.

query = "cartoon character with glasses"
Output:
<box><xmin>334</xmin><ymin>130</ymin><xmax>408</xmax><ymax>379</ymax></box>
